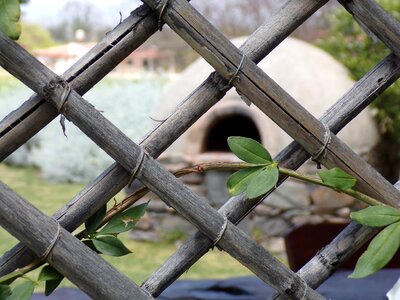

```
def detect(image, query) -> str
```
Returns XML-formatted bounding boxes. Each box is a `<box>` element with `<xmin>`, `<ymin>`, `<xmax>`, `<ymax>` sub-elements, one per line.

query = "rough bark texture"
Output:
<box><xmin>0</xmin><ymin>0</ymin><xmax>399</xmax><ymax>299</ymax></box>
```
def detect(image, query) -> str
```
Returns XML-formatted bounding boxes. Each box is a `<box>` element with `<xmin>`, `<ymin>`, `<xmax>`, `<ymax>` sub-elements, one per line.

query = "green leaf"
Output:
<box><xmin>0</xmin><ymin>0</ymin><xmax>21</xmax><ymax>40</ymax></box>
<box><xmin>0</xmin><ymin>284</ymin><xmax>11</xmax><ymax>300</ymax></box>
<box><xmin>227</xmin><ymin>136</ymin><xmax>272</xmax><ymax>164</ymax></box>
<box><xmin>82</xmin><ymin>239</ymin><xmax>101</xmax><ymax>253</ymax></box>
<box><xmin>38</xmin><ymin>266</ymin><xmax>64</xmax><ymax>296</ymax></box>
<box><xmin>317</xmin><ymin>167</ymin><xmax>357</xmax><ymax>190</ymax></box>
<box><xmin>349</xmin><ymin>222</ymin><xmax>400</xmax><ymax>278</ymax></box>
<box><xmin>44</xmin><ymin>278</ymin><xmax>63</xmax><ymax>297</ymax></box>
<box><xmin>246</xmin><ymin>165</ymin><xmax>279</xmax><ymax>199</ymax></box>
<box><xmin>92</xmin><ymin>236</ymin><xmax>132</xmax><ymax>257</ymax></box>
<box><xmin>227</xmin><ymin>166</ymin><xmax>264</xmax><ymax>196</ymax></box>
<box><xmin>85</xmin><ymin>205</ymin><xmax>107</xmax><ymax>235</ymax></box>
<box><xmin>6</xmin><ymin>281</ymin><xmax>35</xmax><ymax>300</ymax></box>
<box><xmin>38</xmin><ymin>265</ymin><xmax>63</xmax><ymax>282</ymax></box>
<box><xmin>351</xmin><ymin>206</ymin><xmax>400</xmax><ymax>227</ymax></box>
<box><xmin>98</xmin><ymin>203</ymin><xmax>147</xmax><ymax>235</ymax></box>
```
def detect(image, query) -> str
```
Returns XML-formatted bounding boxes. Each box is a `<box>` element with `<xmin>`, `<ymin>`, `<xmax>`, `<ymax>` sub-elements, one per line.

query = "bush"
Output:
<box><xmin>317</xmin><ymin>0</ymin><xmax>400</xmax><ymax>142</ymax></box>
<box><xmin>0</xmin><ymin>78</ymin><xmax>167</xmax><ymax>183</ymax></box>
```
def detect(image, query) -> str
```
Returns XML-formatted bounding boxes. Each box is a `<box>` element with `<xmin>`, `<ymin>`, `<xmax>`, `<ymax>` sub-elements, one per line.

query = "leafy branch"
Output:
<box><xmin>0</xmin><ymin>202</ymin><xmax>147</xmax><ymax>299</ymax></box>
<box><xmin>0</xmin><ymin>0</ymin><xmax>22</xmax><ymax>40</ymax></box>
<box><xmin>226</xmin><ymin>136</ymin><xmax>400</xmax><ymax>279</ymax></box>
<box><xmin>1</xmin><ymin>136</ymin><xmax>398</xmax><ymax>298</ymax></box>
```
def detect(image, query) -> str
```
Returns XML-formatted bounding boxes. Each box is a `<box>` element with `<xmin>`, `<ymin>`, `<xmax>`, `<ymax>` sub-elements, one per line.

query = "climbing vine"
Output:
<box><xmin>0</xmin><ymin>202</ymin><xmax>147</xmax><ymax>299</ymax></box>
<box><xmin>0</xmin><ymin>136</ymin><xmax>399</xmax><ymax>298</ymax></box>
<box><xmin>226</xmin><ymin>136</ymin><xmax>400</xmax><ymax>279</ymax></box>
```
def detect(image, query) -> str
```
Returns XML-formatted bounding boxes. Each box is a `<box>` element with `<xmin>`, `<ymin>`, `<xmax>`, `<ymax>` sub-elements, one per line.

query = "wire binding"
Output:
<box><xmin>312</xmin><ymin>123</ymin><xmax>332</xmax><ymax>169</ymax></box>
<box><xmin>228</xmin><ymin>54</ymin><xmax>246</xmax><ymax>86</ymax></box>
<box><xmin>213</xmin><ymin>215</ymin><xmax>228</xmax><ymax>249</ymax></box>
<box><xmin>128</xmin><ymin>149</ymin><xmax>146</xmax><ymax>187</ymax></box>
<box><xmin>158</xmin><ymin>0</ymin><xmax>169</xmax><ymax>31</ymax></box>
<box><xmin>301</xmin><ymin>280</ymin><xmax>308</xmax><ymax>300</ymax></box>
<box><xmin>40</xmin><ymin>218</ymin><xmax>61</xmax><ymax>261</ymax></box>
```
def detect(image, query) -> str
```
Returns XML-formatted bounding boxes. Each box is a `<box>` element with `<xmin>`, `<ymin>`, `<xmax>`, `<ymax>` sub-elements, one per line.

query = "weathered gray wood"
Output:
<box><xmin>272</xmin><ymin>225</ymin><xmax>379</xmax><ymax>299</ymax></box>
<box><xmin>0</xmin><ymin>0</ymin><xmax>328</xmax><ymax>276</ymax></box>
<box><xmin>0</xmin><ymin>33</ymin><xmax>324</xmax><ymax>300</ymax></box>
<box><xmin>143</xmin><ymin>0</ymin><xmax>400</xmax><ymax>207</ymax></box>
<box><xmin>0</xmin><ymin>0</ymin><xmax>396</xmax><ymax>298</ymax></box>
<box><xmin>0</xmin><ymin>4</ymin><xmax>158</xmax><ymax>161</ymax></box>
<box><xmin>141</xmin><ymin>53</ymin><xmax>400</xmax><ymax>296</ymax></box>
<box><xmin>0</xmin><ymin>182</ymin><xmax>152</xmax><ymax>300</ymax></box>
<box><xmin>339</xmin><ymin>0</ymin><xmax>400</xmax><ymax>58</ymax></box>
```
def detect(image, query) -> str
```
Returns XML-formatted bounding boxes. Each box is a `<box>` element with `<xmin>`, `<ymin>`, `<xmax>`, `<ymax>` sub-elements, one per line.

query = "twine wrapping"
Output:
<box><xmin>40</xmin><ymin>218</ymin><xmax>61</xmax><ymax>261</ymax></box>
<box><xmin>158</xmin><ymin>0</ymin><xmax>169</xmax><ymax>31</ymax></box>
<box><xmin>228</xmin><ymin>54</ymin><xmax>246</xmax><ymax>86</ymax></box>
<box><xmin>128</xmin><ymin>149</ymin><xmax>146</xmax><ymax>187</ymax></box>
<box><xmin>213</xmin><ymin>215</ymin><xmax>228</xmax><ymax>250</ymax></box>
<box><xmin>312</xmin><ymin>123</ymin><xmax>332</xmax><ymax>169</ymax></box>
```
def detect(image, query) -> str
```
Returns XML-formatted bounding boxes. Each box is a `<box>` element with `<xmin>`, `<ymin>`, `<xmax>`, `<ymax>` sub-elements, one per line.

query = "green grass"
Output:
<box><xmin>0</xmin><ymin>163</ymin><xmax>252</xmax><ymax>291</ymax></box>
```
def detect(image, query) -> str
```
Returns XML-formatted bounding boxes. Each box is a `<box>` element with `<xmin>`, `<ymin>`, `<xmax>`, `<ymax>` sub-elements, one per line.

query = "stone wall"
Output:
<box><xmin>130</xmin><ymin>168</ymin><xmax>361</xmax><ymax>257</ymax></box>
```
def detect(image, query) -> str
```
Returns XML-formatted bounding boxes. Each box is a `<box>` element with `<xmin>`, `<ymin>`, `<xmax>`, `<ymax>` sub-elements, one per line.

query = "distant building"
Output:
<box><xmin>33</xmin><ymin>42</ymin><xmax>176</xmax><ymax>78</ymax></box>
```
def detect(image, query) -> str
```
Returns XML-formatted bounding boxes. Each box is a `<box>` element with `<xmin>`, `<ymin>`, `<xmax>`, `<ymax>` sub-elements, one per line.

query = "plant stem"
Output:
<box><xmin>278</xmin><ymin>167</ymin><xmax>385</xmax><ymax>207</ymax></box>
<box><xmin>0</xmin><ymin>261</ymin><xmax>41</xmax><ymax>284</ymax></box>
<box><xmin>1</xmin><ymin>161</ymin><xmax>387</xmax><ymax>285</ymax></box>
<box><xmin>77</xmin><ymin>162</ymin><xmax>250</xmax><ymax>239</ymax></box>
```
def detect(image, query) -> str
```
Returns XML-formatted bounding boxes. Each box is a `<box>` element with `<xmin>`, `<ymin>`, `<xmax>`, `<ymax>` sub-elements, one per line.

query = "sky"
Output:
<box><xmin>21</xmin><ymin>0</ymin><xmax>142</xmax><ymax>27</ymax></box>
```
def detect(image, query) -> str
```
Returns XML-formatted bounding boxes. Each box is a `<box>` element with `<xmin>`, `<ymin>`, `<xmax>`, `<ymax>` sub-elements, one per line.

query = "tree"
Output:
<box><xmin>47</xmin><ymin>0</ymin><xmax>110</xmax><ymax>42</ymax></box>
<box><xmin>18</xmin><ymin>23</ymin><xmax>55</xmax><ymax>50</ymax></box>
<box><xmin>192</xmin><ymin>0</ymin><xmax>338</xmax><ymax>40</ymax></box>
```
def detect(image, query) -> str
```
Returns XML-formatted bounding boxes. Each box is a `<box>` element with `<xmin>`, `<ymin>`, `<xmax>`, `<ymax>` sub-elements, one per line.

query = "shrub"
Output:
<box><xmin>317</xmin><ymin>0</ymin><xmax>400</xmax><ymax>142</ymax></box>
<box><xmin>0</xmin><ymin>78</ymin><xmax>167</xmax><ymax>183</ymax></box>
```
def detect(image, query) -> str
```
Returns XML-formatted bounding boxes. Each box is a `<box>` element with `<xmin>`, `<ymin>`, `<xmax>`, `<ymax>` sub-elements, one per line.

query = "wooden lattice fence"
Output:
<box><xmin>0</xmin><ymin>0</ymin><xmax>400</xmax><ymax>299</ymax></box>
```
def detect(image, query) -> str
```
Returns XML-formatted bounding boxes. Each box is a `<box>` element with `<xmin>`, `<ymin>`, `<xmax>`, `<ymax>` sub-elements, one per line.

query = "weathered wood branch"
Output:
<box><xmin>0</xmin><ymin>5</ymin><xmax>158</xmax><ymax>161</ymax></box>
<box><xmin>0</xmin><ymin>183</ymin><xmax>152</xmax><ymax>300</ymax></box>
<box><xmin>0</xmin><ymin>0</ymin><xmax>328</xmax><ymax>279</ymax></box>
<box><xmin>0</xmin><ymin>32</ymin><xmax>324</xmax><ymax>299</ymax></box>
<box><xmin>142</xmin><ymin>0</ymin><xmax>400</xmax><ymax>206</ymax></box>
<box><xmin>142</xmin><ymin>53</ymin><xmax>400</xmax><ymax>296</ymax></box>
<box><xmin>339</xmin><ymin>0</ymin><xmax>400</xmax><ymax>58</ymax></box>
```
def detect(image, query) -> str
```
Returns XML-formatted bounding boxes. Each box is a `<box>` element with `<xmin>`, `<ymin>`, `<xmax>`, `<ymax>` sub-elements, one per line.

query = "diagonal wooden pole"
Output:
<box><xmin>0</xmin><ymin>182</ymin><xmax>152</xmax><ymax>300</ymax></box>
<box><xmin>0</xmin><ymin>31</ymin><xmax>325</xmax><ymax>299</ymax></box>
<box><xmin>0</xmin><ymin>0</ymin><xmax>328</xmax><ymax>277</ymax></box>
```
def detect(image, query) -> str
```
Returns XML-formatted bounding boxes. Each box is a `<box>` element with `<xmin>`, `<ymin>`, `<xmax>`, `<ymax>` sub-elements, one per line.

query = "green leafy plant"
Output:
<box><xmin>318</xmin><ymin>1</ymin><xmax>400</xmax><ymax>144</ymax></box>
<box><xmin>349</xmin><ymin>207</ymin><xmax>400</xmax><ymax>278</ymax></box>
<box><xmin>84</xmin><ymin>202</ymin><xmax>147</xmax><ymax>257</ymax></box>
<box><xmin>226</xmin><ymin>137</ymin><xmax>279</xmax><ymax>199</ymax></box>
<box><xmin>5</xmin><ymin>280</ymin><xmax>35</xmax><ymax>300</ymax></box>
<box><xmin>0</xmin><ymin>0</ymin><xmax>22</xmax><ymax>40</ymax></box>
<box><xmin>1</xmin><ymin>136</ymin><xmax>399</xmax><ymax>297</ymax></box>
<box><xmin>226</xmin><ymin>136</ymin><xmax>400</xmax><ymax>279</ymax></box>
<box><xmin>0</xmin><ymin>202</ymin><xmax>148</xmax><ymax>299</ymax></box>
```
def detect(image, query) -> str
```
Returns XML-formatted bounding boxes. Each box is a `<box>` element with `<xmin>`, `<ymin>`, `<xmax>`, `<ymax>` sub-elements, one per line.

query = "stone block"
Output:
<box><xmin>311</xmin><ymin>187</ymin><xmax>355</xmax><ymax>209</ymax></box>
<box><xmin>263</xmin><ymin>181</ymin><xmax>310</xmax><ymax>210</ymax></box>
<box><xmin>253</xmin><ymin>216</ymin><xmax>291</xmax><ymax>237</ymax></box>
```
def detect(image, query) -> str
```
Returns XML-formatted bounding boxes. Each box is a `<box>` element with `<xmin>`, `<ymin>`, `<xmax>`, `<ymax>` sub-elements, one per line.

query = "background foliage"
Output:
<box><xmin>0</xmin><ymin>78</ymin><xmax>166</xmax><ymax>183</ymax></box>
<box><xmin>318</xmin><ymin>0</ymin><xmax>400</xmax><ymax>143</ymax></box>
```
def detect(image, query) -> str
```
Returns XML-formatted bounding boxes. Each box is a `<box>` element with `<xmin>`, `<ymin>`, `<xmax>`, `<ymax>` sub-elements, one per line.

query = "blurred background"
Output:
<box><xmin>1</xmin><ymin>0</ymin><xmax>400</xmax><ymax>292</ymax></box>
